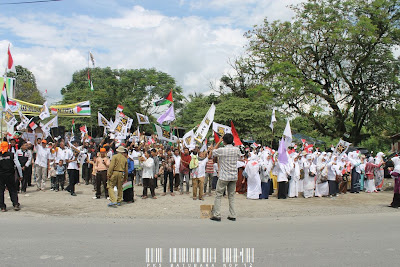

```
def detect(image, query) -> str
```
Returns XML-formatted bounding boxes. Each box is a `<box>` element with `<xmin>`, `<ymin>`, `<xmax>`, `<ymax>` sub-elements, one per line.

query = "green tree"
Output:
<box><xmin>227</xmin><ymin>0</ymin><xmax>400</xmax><ymax>145</ymax></box>
<box><xmin>7</xmin><ymin>65</ymin><xmax>45</xmax><ymax>104</ymax></box>
<box><xmin>176</xmin><ymin>93</ymin><xmax>289</xmax><ymax>146</ymax></box>
<box><xmin>60</xmin><ymin>67</ymin><xmax>185</xmax><ymax>134</ymax></box>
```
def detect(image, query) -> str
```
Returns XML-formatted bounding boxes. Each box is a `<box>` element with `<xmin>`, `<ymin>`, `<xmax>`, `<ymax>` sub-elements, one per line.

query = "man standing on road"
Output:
<box><xmin>35</xmin><ymin>140</ymin><xmax>50</xmax><ymax>191</ymax></box>
<box><xmin>210</xmin><ymin>134</ymin><xmax>242</xmax><ymax>222</ymax></box>
<box><xmin>107</xmin><ymin>146</ymin><xmax>128</xmax><ymax>207</ymax></box>
<box><xmin>0</xmin><ymin>141</ymin><xmax>23</xmax><ymax>212</ymax></box>
<box><xmin>94</xmin><ymin>148</ymin><xmax>110</xmax><ymax>199</ymax></box>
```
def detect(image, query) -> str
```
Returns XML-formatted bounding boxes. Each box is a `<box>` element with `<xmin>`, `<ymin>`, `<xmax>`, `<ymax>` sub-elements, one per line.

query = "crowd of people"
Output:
<box><xmin>1</xmin><ymin>131</ymin><xmax>399</xmax><ymax>214</ymax></box>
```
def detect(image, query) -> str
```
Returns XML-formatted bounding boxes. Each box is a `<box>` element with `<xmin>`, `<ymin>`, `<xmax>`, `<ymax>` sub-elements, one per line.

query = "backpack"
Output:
<box><xmin>189</xmin><ymin>155</ymin><xmax>199</xmax><ymax>169</ymax></box>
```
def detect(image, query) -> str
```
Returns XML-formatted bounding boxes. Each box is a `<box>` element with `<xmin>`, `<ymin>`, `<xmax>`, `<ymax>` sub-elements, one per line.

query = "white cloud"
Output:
<box><xmin>190</xmin><ymin>0</ymin><xmax>303</xmax><ymax>26</ymax></box>
<box><xmin>0</xmin><ymin>2</ymin><xmax>301</xmax><ymax>104</ymax></box>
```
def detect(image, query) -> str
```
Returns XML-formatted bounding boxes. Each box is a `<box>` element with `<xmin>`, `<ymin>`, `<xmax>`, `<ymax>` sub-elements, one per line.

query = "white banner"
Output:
<box><xmin>334</xmin><ymin>139</ymin><xmax>351</xmax><ymax>156</ymax></box>
<box><xmin>155</xmin><ymin>124</ymin><xmax>175</xmax><ymax>143</ymax></box>
<box><xmin>194</xmin><ymin>103</ymin><xmax>215</xmax><ymax>144</ymax></box>
<box><xmin>181</xmin><ymin>129</ymin><xmax>195</xmax><ymax>150</ymax></box>
<box><xmin>3</xmin><ymin>108</ymin><xmax>17</xmax><ymax>127</ymax></box>
<box><xmin>98</xmin><ymin>112</ymin><xmax>111</xmax><ymax>128</ymax></box>
<box><xmin>136</xmin><ymin>113</ymin><xmax>150</xmax><ymax>124</ymax></box>
<box><xmin>39</xmin><ymin>101</ymin><xmax>50</xmax><ymax>120</ymax></box>
<box><xmin>212</xmin><ymin>122</ymin><xmax>231</xmax><ymax>138</ymax></box>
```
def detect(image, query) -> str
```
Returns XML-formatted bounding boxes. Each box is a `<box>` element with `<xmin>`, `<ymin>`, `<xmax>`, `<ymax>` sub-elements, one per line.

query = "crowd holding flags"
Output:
<box><xmin>0</xmin><ymin>43</ymin><xmax>347</xmax><ymax>156</ymax></box>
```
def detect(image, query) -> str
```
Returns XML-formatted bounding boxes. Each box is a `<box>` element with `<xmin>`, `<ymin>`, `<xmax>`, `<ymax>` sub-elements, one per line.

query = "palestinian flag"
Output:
<box><xmin>87</xmin><ymin>70</ymin><xmax>94</xmax><ymax>91</ymax></box>
<box><xmin>122</xmin><ymin>181</ymin><xmax>133</xmax><ymax>191</ymax></box>
<box><xmin>1</xmin><ymin>82</ymin><xmax>8</xmax><ymax>109</ymax></box>
<box><xmin>154</xmin><ymin>89</ymin><xmax>173</xmax><ymax>106</ymax></box>
<box><xmin>73</xmin><ymin>101</ymin><xmax>91</xmax><ymax>116</ymax></box>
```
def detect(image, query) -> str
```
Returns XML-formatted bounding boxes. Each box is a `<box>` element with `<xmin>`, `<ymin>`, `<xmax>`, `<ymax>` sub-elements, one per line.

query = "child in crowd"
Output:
<box><xmin>55</xmin><ymin>160</ymin><xmax>66</xmax><ymax>192</ymax></box>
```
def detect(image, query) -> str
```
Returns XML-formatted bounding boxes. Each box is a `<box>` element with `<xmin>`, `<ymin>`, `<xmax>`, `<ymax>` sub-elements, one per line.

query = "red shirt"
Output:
<box><xmin>180</xmin><ymin>153</ymin><xmax>191</xmax><ymax>168</ymax></box>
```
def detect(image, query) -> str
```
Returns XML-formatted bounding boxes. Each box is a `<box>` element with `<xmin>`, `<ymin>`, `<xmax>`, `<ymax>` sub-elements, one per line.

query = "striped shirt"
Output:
<box><xmin>213</xmin><ymin>144</ymin><xmax>242</xmax><ymax>181</ymax></box>
<box><xmin>205</xmin><ymin>158</ymin><xmax>214</xmax><ymax>174</ymax></box>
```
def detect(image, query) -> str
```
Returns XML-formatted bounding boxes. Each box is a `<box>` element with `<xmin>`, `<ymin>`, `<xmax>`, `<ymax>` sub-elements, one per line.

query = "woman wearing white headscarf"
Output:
<box><xmin>315</xmin><ymin>155</ymin><xmax>329</xmax><ymax>197</ymax></box>
<box><xmin>359</xmin><ymin>155</ymin><xmax>366</xmax><ymax>191</ymax></box>
<box><xmin>374</xmin><ymin>152</ymin><xmax>385</xmax><ymax>191</ymax></box>
<box><xmin>327</xmin><ymin>156</ymin><xmax>339</xmax><ymax>197</ymax></box>
<box><xmin>276</xmin><ymin>155</ymin><xmax>292</xmax><ymax>199</ymax></box>
<box><xmin>288</xmin><ymin>154</ymin><xmax>301</xmax><ymax>198</ymax></box>
<box><xmin>389</xmin><ymin>156</ymin><xmax>400</xmax><ymax>208</ymax></box>
<box><xmin>259</xmin><ymin>152</ymin><xmax>273</xmax><ymax>199</ymax></box>
<box><xmin>244</xmin><ymin>154</ymin><xmax>262</xmax><ymax>199</ymax></box>
<box><xmin>303</xmin><ymin>154</ymin><xmax>316</xmax><ymax>198</ymax></box>
<box><xmin>348</xmin><ymin>152</ymin><xmax>362</xmax><ymax>193</ymax></box>
<box><xmin>338</xmin><ymin>154</ymin><xmax>350</xmax><ymax>194</ymax></box>
<box><xmin>365</xmin><ymin>157</ymin><xmax>381</xmax><ymax>193</ymax></box>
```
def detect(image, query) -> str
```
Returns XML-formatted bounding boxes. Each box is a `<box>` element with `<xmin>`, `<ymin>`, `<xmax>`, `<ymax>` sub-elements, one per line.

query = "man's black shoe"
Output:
<box><xmin>227</xmin><ymin>217</ymin><xmax>236</xmax><ymax>221</ymax></box>
<box><xmin>210</xmin><ymin>216</ymin><xmax>221</xmax><ymax>222</ymax></box>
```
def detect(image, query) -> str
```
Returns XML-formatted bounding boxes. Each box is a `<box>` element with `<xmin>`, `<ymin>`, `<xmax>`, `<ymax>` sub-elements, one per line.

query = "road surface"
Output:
<box><xmin>1</xmin><ymin>212</ymin><xmax>399</xmax><ymax>266</ymax></box>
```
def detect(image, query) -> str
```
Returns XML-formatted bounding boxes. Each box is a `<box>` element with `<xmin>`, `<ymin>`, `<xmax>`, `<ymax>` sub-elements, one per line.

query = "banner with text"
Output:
<box><xmin>8</xmin><ymin>99</ymin><xmax>91</xmax><ymax>117</ymax></box>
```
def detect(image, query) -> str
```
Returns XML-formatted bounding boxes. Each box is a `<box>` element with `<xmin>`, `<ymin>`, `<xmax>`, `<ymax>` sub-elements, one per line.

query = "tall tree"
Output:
<box><xmin>231</xmin><ymin>0</ymin><xmax>400</xmax><ymax>145</ymax></box>
<box><xmin>7</xmin><ymin>65</ymin><xmax>45</xmax><ymax>104</ymax></box>
<box><xmin>60</xmin><ymin>67</ymin><xmax>185</xmax><ymax>131</ymax></box>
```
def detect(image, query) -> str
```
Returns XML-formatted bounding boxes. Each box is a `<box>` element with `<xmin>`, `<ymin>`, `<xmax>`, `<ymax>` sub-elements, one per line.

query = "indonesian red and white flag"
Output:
<box><xmin>117</xmin><ymin>104</ymin><xmax>124</xmax><ymax>112</ymax></box>
<box><xmin>80</xmin><ymin>125</ymin><xmax>88</xmax><ymax>133</ymax></box>
<box><xmin>29</xmin><ymin>121</ymin><xmax>38</xmax><ymax>130</ymax></box>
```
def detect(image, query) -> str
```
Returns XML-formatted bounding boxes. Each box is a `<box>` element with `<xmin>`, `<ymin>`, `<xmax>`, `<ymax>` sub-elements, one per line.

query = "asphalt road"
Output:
<box><xmin>1</xmin><ymin>212</ymin><xmax>399</xmax><ymax>267</ymax></box>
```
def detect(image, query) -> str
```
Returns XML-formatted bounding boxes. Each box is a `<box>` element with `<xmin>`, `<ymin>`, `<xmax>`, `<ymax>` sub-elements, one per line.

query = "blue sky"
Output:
<box><xmin>0</xmin><ymin>0</ymin><xmax>301</xmax><ymax>103</ymax></box>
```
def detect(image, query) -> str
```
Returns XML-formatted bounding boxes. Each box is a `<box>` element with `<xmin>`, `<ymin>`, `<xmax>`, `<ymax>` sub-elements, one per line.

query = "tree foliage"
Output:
<box><xmin>7</xmin><ymin>65</ymin><xmax>45</xmax><ymax>104</ymax></box>
<box><xmin>220</xmin><ymin>0</ymin><xmax>400</xmax><ymax>145</ymax></box>
<box><xmin>60</xmin><ymin>67</ymin><xmax>185</xmax><ymax>134</ymax></box>
<box><xmin>176</xmin><ymin>93</ymin><xmax>291</xmax><ymax>147</ymax></box>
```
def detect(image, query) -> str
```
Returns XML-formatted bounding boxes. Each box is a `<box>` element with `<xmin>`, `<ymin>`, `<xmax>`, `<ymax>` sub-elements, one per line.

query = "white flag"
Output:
<box><xmin>136</xmin><ymin>113</ymin><xmax>150</xmax><ymax>124</ymax></box>
<box><xmin>182</xmin><ymin>129</ymin><xmax>195</xmax><ymax>150</ymax></box>
<box><xmin>212</xmin><ymin>122</ymin><xmax>231</xmax><ymax>139</ymax></box>
<box><xmin>194</xmin><ymin>103</ymin><xmax>215</xmax><ymax>144</ymax></box>
<box><xmin>269</xmin><ymin>108</ymin><xmax>277</xmax><ymax>130</ymax></box>
<box><xmin>283</xmin><ymin>120</ymin><xmax>292</xmax><ymax>149</ymax></box>
<box><xmin>155</xmin><ymin>124</ymin><xmax>175</xmax><ymax>143</ymax></box>
<box><xmin>98</xmin><ymin>112</ymin><xmax>110</xmax><ymax>128</ymax></box>
<box><xmin>334</xmin><ymin>139</ymin><xmax>352</xmax><ymax>156</ymax></box>
<box><xmin>127</xmin><ymin>117</ymin><xmax>133</xmax><ymax>129</ymax></box>
<box><xmin>200</xmin><ymin>140</ymin><xmax>207</xmax><ymax>152</ymax></box>
<box><xmin>3</xmin><ymin>108</ymin><xmax>17</xmax><ymax>127</ymax></box>
<box><xmin>89</xmin><ymin>51</ymin><xmax>95</xmax><ymax>67</ymax></box>
<box><xmin>39</xmin><ymin>101</ymin><xmax>50</xmax><ymax>120</ymax></box>
<box><xmin>46</xmin><ymin>115</ymin><xmax>58</xmax><ymax>128</ymax></box>
<box><xmin>16</xmin><ymin>111</ymin><xmax>31</xmax><ymax>131</ymax></box>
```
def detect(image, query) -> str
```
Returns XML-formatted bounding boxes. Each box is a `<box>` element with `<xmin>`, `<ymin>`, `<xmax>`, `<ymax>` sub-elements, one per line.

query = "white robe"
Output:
<box><xmin>288</xmin><ymin>162</ymin><xmax>300</xmax><ymax>198</ymax></box>
<box><xmin>315</xmin><ymin>163</ymin><xmax>329</xmax><ymax>197</ymax></box>
<box><xmin>245</xmin><ymin>160</ymin><xmax>262</xmax><ymax>199</ymax></box>
<box><xmin>303</xmin><ymin>161</ymin><xmax>316</xmax><ymax>198</ymax></box>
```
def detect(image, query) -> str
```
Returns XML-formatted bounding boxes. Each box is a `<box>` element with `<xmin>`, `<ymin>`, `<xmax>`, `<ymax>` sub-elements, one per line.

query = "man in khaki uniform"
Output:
<box><xmin>107</xmin><ymin>146</ymin><xmax>128</xmax><ymax>207</ymax></box>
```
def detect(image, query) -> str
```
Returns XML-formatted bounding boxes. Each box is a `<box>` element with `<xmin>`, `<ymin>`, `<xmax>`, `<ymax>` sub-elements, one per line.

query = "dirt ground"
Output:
<box><xmin>3</xmin><ymin>177</ymin><xmax>398</xmax><ymax>220</ymax></box>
